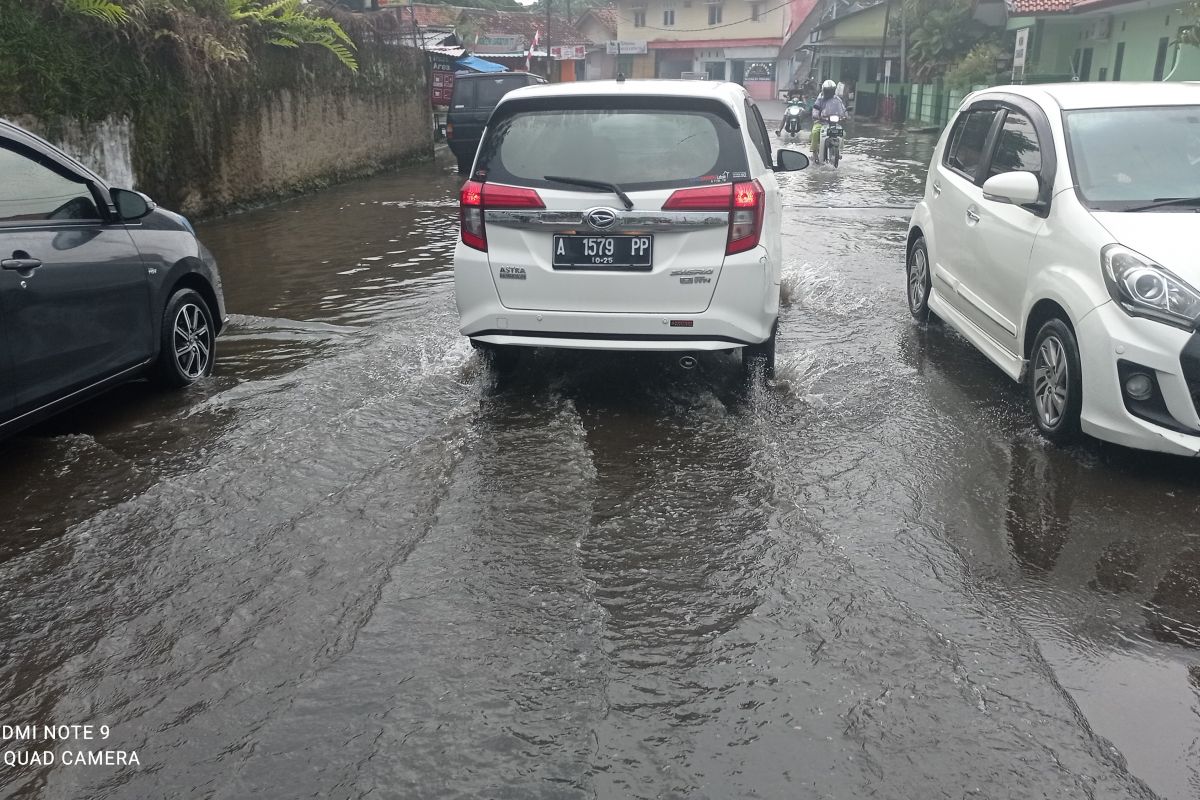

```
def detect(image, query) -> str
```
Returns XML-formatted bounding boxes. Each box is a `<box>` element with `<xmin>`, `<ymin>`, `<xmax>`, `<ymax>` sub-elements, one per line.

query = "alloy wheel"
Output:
<box><xmin>908</xmin><ymin>246</ymin><xmax>928</xmax><ymax>311</ymax></box>
<box><xmin>173</xmin><ymin>303</ymin><xmax>212</xmax><ymax>379</ymax></box>
<box><xmin>1033</xmin><ymin>335</ymin><xmax>1068</xmax><ymax>428</ymax></box>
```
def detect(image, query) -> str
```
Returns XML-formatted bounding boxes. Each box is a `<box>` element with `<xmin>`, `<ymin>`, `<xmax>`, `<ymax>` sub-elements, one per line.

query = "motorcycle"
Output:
<box><xmin>782</xmin><ymin>99</ymin><xmax>805</xmax><ymax>141</ymax></box>
<box><xmin>820</xmin><ymin>114</ymin><xmax>845</xmax><ymax>167</ymax></box>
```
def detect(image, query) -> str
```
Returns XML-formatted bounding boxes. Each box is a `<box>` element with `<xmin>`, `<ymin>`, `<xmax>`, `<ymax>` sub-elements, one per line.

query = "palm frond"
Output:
<box><xmin>62</xmin><ymin>0</ymin><xmax>130</xmax><ymax>25</ymax></box>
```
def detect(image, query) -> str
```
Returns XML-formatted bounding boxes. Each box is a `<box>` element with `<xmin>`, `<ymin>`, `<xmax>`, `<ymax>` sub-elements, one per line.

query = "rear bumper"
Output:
<box><xmin>455</xmin><ymin>243</ymin><xmax>778</xmax><ymax>352</ymax></box>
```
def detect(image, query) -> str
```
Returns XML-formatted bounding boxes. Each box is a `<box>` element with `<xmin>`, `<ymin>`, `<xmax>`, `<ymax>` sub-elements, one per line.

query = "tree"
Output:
<box><xmin>902</xmin><ymin>0</ymin><xmax>987</xmax><ymax>81</ymax></box>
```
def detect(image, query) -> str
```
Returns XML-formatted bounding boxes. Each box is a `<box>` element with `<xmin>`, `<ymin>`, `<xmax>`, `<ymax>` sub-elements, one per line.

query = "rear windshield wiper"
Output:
<box><xmin>544</xmin><ymin>175</ymin><xmax>634</xmax><ymax>210</ymax></box>
<box><xmin>1126</xmin><ymin>196</ymin><xmax>1200</xmax><ymax>212</ymax></box>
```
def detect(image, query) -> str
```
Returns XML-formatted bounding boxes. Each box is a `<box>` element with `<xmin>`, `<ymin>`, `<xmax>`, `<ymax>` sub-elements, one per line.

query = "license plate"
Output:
<box><xmin>552</xmin><ymin>235</ymin><xmax>653</xmax><ymax>270</ymax></box>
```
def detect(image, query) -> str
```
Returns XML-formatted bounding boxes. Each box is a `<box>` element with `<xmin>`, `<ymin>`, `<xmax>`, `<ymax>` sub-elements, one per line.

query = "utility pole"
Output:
<box><xmin>546</xmin><ymin>0</ymin><xmax>553</xmax><ymax>80</ymax></box>
<box><xmin>899</xmin><ymin>0</ymin><xmax>907</xmax><ymax>84</ymax></box>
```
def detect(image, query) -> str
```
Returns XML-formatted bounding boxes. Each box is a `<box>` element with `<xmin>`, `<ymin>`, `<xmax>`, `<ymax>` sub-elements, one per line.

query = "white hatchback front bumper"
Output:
<box><xmin>1078</xmin><ymin>300</ymin><xmax>1200</xmax><ymax>456</ymax></box>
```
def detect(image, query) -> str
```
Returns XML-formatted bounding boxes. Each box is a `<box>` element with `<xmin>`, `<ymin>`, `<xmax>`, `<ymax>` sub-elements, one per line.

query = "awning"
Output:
<box><xmin>455</xmin><ymin>55</ymin><xmax>508</xmax><ymax>73</ymax></box>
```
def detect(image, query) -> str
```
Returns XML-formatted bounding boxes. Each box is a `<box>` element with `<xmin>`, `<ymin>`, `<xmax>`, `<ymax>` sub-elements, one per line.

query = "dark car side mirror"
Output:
<box><xmin>774</xmin><ymin>149</ymin><xmax>810</xmax><ymax>172</ymax></box>
<box><xmin>111</xmin><ymin>188</ymin><xmax>156</xmax><ymax>221</ymax></box>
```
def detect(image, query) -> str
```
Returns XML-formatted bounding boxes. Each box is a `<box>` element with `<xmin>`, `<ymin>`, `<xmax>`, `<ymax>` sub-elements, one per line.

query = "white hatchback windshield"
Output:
<box><xmin>478</xmin><ymin>107</ymin><xmax>748</xmax><ymax>191</ymax></box>
<box><xmin>1066</xmin><ymin>105</ymin><xmax>1200</xmax><ymax>210</ymax></box>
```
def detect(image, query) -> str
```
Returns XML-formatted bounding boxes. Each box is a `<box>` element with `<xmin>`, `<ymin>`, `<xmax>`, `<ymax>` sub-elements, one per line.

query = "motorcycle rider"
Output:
<box><xmin>810</xmin><ymin>79</ymin><xmax>847</xmax><ymax>160</ymax></box>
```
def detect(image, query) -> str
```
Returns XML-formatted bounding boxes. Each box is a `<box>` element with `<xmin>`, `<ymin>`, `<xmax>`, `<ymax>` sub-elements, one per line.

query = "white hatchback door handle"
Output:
<box><xmin>965</xmin><ymin>207</ymin><xmax>981</xmax><ymax>223</ymax></box>
<box><xmin>932</xmin><ymin>181</ymin><xmax>942</xmax><ymax>197</ymax></box>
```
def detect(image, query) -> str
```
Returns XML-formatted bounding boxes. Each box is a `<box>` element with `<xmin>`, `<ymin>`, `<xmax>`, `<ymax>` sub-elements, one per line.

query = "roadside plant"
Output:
<box><xmin>61</xmin><ymin>0</ymin><xmax>130</xmax><ymax>24</ymax></box>
<box><xmin>945</xmin><ymin>41</ymin><xmax>1003</xmax><ymax>90</ymax></box>
<box><xmin>227</xmin><ymin>0</ymin><xmax>359</xmax><ymax>72</ymax></box>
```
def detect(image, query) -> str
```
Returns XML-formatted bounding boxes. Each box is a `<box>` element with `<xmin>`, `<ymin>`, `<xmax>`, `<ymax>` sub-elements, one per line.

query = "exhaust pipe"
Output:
<box><xmin>679</xmin><ymin>355</ymin><xmax>698</xmax><ymax>370</ymax></box>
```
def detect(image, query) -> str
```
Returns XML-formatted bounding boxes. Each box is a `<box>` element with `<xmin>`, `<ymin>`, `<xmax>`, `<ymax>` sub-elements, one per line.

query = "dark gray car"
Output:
<box><xmin>0</xmin><ymin>119</ymin><xmax>226</xmax><ymax>439</ymax></box>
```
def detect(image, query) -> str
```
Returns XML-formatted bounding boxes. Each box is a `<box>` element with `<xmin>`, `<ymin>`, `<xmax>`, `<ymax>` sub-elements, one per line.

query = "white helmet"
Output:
<box><xmin>822</xmin><ymin>79</ymin><xmax>836</xmax><ymax>90</ymax></box>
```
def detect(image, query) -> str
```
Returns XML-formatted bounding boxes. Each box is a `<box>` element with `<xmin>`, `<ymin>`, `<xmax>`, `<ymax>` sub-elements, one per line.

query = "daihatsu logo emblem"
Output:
<box><xmin>585</xmin><ymin>208</ymin><xmax>618</xmax><ymax>230</ymax></box>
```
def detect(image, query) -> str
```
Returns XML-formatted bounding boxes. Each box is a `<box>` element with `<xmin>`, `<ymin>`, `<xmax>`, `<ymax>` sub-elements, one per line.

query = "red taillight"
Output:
<box><xmin>727</xmin><ymin>179</ymin><xmax>764</xmax><ymax>255</ymax></box>
<box><xmin>662</xmin><ymin>183</ymin><xmax>733</xmax><ymax>211</ymax></box>
<box><xmin>459</xmin><ymin>181</ymin><xmax>545</xmax><ymax>252</ymax></box>
<box><xmin>661</xmin><ymin>180</ymin><xmax>764</xmax><ymax>256</ymax></box>
<box><xmin>460</xmin><ymin>180</ymin><xmax>486</xmax><ymax>251</ymax></box>
<box><xmin>445</xmin><ymin>122</ymin><xmax>454</xmax><ymax>139</ymax></box>
<box><xmin>482</xmin><ymin>183</ymin><xmax>545</xmax><ymax>209</ymax></box>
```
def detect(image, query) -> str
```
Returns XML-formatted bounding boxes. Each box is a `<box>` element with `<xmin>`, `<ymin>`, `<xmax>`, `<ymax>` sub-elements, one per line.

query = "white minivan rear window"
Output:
<box><xmin>477</xmin><ymin>105</ymin><xmax>749</xmax><ymax>191</ymax></box>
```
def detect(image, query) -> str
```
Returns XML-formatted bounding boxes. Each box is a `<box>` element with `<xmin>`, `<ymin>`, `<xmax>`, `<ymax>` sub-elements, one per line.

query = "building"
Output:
<box><xmin>612</xmin><ymin>0</ymin><xmax>816</xmax><ymax>98</ymax></box>
<box><xmin>803</xmin><ymin>0</ymin><xmax>900</xmax><ymax>100</ymax></box>
<box><xmin>1007</xmin><ymin>0</ymin><xmax>1200</xmax><ymax>82</ymax></box>
<box><xmin>576</xmin><ymin>7</ymin><xmax>621</xmax><ymax>79</ymax></box>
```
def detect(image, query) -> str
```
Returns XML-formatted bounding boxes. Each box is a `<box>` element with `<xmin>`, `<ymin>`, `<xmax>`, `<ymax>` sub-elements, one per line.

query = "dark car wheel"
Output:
<box><xmin>742</xmin><ymin>321</ymin><xmax>777</xmax><ymax>381</ymax></box>
<box><xmin>1028</xmin><ymin>318</ymin><xmax>1083</xmax><ymax>443</ymax></box>
<box><xmin>906</xmin><ymin>235</ymin><xmax>933</xmax><ymax>321</ymax></box>
<box><xmin>156</xmin><ymin>288</ymin><xmax>215</xmax><ymax>388</ymax></box>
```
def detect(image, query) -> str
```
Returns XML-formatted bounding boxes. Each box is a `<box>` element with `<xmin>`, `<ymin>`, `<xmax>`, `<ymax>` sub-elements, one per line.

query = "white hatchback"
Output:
<box><xmin>453</xmin><ymin>79</ymin><xmax>809</xmax><ymax>377</ymax></box>
<box><xmin>907</xmin><ymin>82</ymin><xmax>1200</xmax><ymax>456</ymax></box>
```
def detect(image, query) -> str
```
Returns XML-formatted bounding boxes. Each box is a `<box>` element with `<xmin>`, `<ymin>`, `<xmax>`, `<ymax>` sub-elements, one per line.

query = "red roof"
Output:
<box><xmin>1006</xmin><ymin>0</ymin><xmax>1139</xmax><ymax>14</ymax></box>
<box><xmin>1006</xmin><ymin>0</ymin><xmax>1070</xmax><ymax>13</ymax></box>
<box><xmin>409</xmin><ymin>3</ymin><xmax>465</xmax><ymax>29</ymax></box>
<box><xmin>578</xmin><ymin>6</ymin><xmax>619</xmax><ymax>32</ymax></box>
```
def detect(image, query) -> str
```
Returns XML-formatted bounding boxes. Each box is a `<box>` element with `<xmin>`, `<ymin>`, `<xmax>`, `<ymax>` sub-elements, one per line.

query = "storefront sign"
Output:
<box><xmin>551</xmin><ymin>45</ymin><xmax>587</xmax><ymax>60</ymax></box>
<box><xmin>1012</xmin><ymin>27</ymin><xmax>1029</xmax><ymax>80</ymax></box>
<box><xmin>474</xmin><ymin>34</ymin><xmax>523</xmax><ymax>53</ymax></box>
<box><xmin>607</xmin><ymin>40</ymin><xmax>648</xmax><ymax>55</ymax></box>
<box><xmin>428</xmin><ymin>52</ymin><xmax>456</xmax><ymax>105</ymax></box>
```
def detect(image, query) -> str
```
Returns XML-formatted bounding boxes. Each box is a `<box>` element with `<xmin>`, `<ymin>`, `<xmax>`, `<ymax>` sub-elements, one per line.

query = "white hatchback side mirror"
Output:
<box><xmin>982</xmin><ymin>171</ymin><xmax>1040</xmax><ymax>206</ymax></box>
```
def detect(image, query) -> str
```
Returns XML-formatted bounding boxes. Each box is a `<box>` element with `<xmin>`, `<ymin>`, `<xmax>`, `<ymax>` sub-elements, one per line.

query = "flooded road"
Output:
<box><xmin>3</xmin><ymin>126</ymin><xmax>1200</xmax><ymax>799</ymax></box>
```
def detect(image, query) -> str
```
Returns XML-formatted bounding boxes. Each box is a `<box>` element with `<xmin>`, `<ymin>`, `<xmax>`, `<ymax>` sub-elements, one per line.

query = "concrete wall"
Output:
<box><xmin>1</xmin><ymin>8</ymin><xmax>433</xmax><ymax>218</ymax></box>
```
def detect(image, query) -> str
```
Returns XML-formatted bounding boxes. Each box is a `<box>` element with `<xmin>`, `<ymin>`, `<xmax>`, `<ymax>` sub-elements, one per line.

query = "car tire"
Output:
<box><xmin>456</xmin><ymin>153</ymin><xmax>472</xmax><ymax>175</ymax></box>
<box><xmin>906</xmin><ymin>236</ymin><xmax>934</xmax><ymax>322</ymax></box>
<box><xmin>474</xmin><ymin>341</ymin><xmax>521</xmax><ymax>373</ymax></box>
<box><xmin>156</xmin><ymin>288</ymin><xmax>215</xmax><ymax>388</ymax></box>
<box><xmin>742</xmin><ymin>321</ymin><xmax>777</xmax><ymax>381</ymax></box>
<box><xmin>1028</xmin><ymin>318</ymin><xmax>1083</xmax><ymax>443</ymax></box>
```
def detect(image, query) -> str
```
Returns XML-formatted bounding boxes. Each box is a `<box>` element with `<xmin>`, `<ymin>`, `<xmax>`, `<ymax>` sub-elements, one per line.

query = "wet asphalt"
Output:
<box><xmin>1</xmin><ymin>121</ymin><xmax>1199</xmax><ymax>800</ymax></box>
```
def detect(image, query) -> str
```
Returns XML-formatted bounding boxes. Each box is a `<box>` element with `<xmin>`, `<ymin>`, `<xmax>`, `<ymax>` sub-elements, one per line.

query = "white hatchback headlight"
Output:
<box><xmin>1101</xmin><ymin>244</ymin><xmax>1200</xmax><ymax>330</ymax></box>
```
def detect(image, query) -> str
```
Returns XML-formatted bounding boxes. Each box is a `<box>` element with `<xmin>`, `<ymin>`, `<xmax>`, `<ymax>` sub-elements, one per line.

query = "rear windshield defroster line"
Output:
<box><xmin>474</xmin><ymin>96</ymin><xmax>750</xmax><ymax>194</ymax></box>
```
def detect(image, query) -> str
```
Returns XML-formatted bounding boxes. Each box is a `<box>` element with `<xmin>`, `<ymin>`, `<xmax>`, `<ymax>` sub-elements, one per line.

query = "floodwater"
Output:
<box><xmin>2</xmin><ymin>125</ymin><xmax>1199</xmax><ymax>800</ymax></box>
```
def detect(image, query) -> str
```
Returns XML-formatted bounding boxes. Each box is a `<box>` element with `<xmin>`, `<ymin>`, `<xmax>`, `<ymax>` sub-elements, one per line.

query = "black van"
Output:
<box><xmin>447</xmin><ymin>72</ymin><xmax>547</xmax><ymax>174</ymax></box>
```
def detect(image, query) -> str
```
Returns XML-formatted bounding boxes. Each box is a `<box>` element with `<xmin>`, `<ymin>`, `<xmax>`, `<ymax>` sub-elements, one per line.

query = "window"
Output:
<box><xmin>1113</xmin><ymin>41</ymin><xmax>1125</xmax><ymax>80</ymax></box>
<box><xmin>745</xmin><ymin>101</ymin><xmax>771</xmax><ymax>168</ymax></box>
<box><xmin>633</xmin><ymin>10</ymin><xmax>646</xmax><ymax>26</ymax></box>
<box><xmin>0</xmin><ymin>145</ymin><xmax>99</xmax><ymax>223</ymax></box>
<box><xmin>663</xmin><ymin>8</ymin><xmax>675</xmax><ymax>24</ymax></box>
<box><xmin>1153</xmin><ymin>36</ymin><xmax>1169</xmax><ymax>80</ymax></box>
<box><xmin>987</xmin><ymin>111</ymin><xmax>1041</xmax><ymax>179</ymax></box>
<box><xmin>943</xmin><ymin>109</ymin><xmax>998</xmax><ymax>180</ymax></box>
<box><xmin>1065</xmin><ymin>105</ymin><xmax>1200</xmax><ymax>209</ymax></box>
<box><xmin>474</xmin><ymin>75</ymin><xmax>536</xmax><ymax>108</ymax></box>
<box><xmin>750</xmin><ymin>3</ymin><xmax>760</xmax><ymax>20</ymax></box>
<box><xmin>708</xmin><ymin>4</ymin><xmax>722</xmax><ymax>24</ymax></box>
<box><xmin>478</xmin><ymin>107</ymin><xmax>750</xmax><ymax>192</ymax></box>
<box><xmin>745</xmin><ymin>61</ymin><xmax>775</xmax><ymax>80</ymax></box>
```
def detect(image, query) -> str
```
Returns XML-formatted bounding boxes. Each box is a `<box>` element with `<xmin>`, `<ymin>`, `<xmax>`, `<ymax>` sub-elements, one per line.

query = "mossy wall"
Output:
<box><xmin>0</xmin><ymin>2</ymin><xmax>433</xmax><ymax>217</ymax></box>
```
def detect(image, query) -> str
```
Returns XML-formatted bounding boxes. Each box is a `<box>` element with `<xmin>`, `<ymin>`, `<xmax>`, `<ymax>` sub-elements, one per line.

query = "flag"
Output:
<box><xmin>526</xmin><ymin>27</ymin><xmax>540</xmax><ymax>72</ymax></box>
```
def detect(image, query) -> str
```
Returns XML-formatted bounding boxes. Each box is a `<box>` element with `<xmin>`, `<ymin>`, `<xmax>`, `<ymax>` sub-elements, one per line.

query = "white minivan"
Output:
<box><xmin>907</xmin><ymin>82</ymin><xmax>1200</xmax><ymax>456</ymax></box>
<box><xmin>453</xmin><ymin>79</ymin><xmax>809</xmax><ymax>377</ymax></box>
